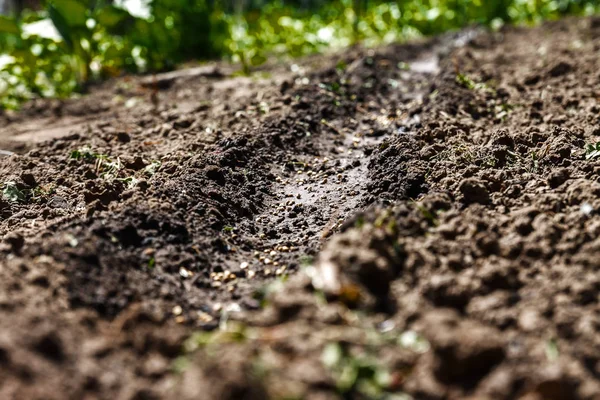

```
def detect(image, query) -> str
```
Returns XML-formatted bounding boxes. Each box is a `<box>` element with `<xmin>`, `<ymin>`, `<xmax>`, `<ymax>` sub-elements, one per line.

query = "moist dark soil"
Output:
<box><xmin>1</xmin><ymin>16</ymin><xmax>600</xmax><ymax>400</ymax></box>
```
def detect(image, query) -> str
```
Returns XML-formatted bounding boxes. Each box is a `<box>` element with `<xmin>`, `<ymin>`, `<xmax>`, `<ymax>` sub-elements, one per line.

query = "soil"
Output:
<box><xmin>1</xmin><ymin>16</ymin><xmax>600</xmax><ymax>400</ymax></box>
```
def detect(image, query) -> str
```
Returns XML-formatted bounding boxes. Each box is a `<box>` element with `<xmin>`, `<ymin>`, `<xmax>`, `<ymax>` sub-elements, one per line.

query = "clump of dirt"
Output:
<box><xmin>1</xmin><ymin>16</ymin><xmax>600</xmax><ymax>400</ymax></box>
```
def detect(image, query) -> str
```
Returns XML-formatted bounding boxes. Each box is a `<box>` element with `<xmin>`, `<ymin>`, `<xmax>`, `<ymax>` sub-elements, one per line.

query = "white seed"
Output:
<box><xmin>197</xmin><ymin>311</ymin><xmax>213</xmax><ymax>322</ymax></box>
<box><xmin>179</xmin><ymin>267</ymin><xmax>192</xmax><ymax>278</ymax></box>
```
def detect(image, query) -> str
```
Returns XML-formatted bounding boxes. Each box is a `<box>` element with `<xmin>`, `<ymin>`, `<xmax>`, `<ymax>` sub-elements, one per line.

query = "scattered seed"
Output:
<box><xmin>179</xmin><ymin>267</ymin><xmax>192</xmax><ymax>278</ymax></box>
<box><xmin>240</xmin><ymin>261</ymin><xmax>249</xmax><ymax>269</ymax></box>
<box><xmin>275</xmin><ymin>266</ymin><xmax>287</xmax><ymax>275</ymax></box>
<box><xmin>264</xmin><ymin>258</ymin><xmax>272</xmax><ymax>265</ymax></box>
<box><xmin>197</xmin><ymin>311</ymin><xmax>213</xmax><ymax>322</ymax></box>
<box><xmin>247</xmin><ymin>270</ymin><xmax>256</xmax><ymax>278</ymax></box>
<box><xmin>172</xmin><ymin>305</ymin><xmax>183</xmax><ymax>316</ymax></box>
<box><xmin>175</xmin><ymin>316</ymin><xmax>186</xmax><ymax>324</ymax></box>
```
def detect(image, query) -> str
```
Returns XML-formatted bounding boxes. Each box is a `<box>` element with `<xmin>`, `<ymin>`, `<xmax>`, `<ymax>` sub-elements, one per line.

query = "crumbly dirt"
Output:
<box><xmin>1</xmin><ymin>16</ymin><xmax>600</xmax><ymax>400</ymax></box>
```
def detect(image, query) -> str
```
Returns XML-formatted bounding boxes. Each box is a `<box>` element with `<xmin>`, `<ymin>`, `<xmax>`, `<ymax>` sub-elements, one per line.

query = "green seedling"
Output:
<box><xmin>258</xmin><ymin>101</ymin><xmax>269</xmax><ymax>114</ymax></box>
<box><xmin>545</xmin><ymin>338</ymin><xmax>559</xmax><ymax>361</ymax></box>
<box><xmin>397</xmin><ymin>61</ymin><xmax>410</xmax><ymax>71</ymax></box>
<box><xmin>28</xmin><ymin>184</ymin><xmax>55</xmax><ymax>202</ymax></box>
<box><xmin>2</xmin><ymin>181</ymin><xmax>25</xmax><ymax>203</ymax></box>
<box><xmin>117</xmin><ymin>176</ymin><xmax>139</xmax><ymax>189</ymax></box>
<box><xmin>144</xmin><ymin>161</ymin><xmax>161</xmax><ymax>176</ymax></box>
<box><xmin>184</xmin><ymin>321</ymin><xmax>251</xmax><ymax>352</ymax></box>
<box><xmin>398</xmin><ymin>330</ymin><xmax>430</xmax><ymax>353</ymax></box>
<box><xmin>354</xmin><ymin>215</ymin><xmax>365</xmax><ymax>228</ymax></box>
<box><xmin>222</xmin><ymin>225</ymin><xmax>234</xmax><ymax>233</ymax></box>
<box><xmin>321</xmin><ymin>342</ymin><xmax>393</xmax><ymax>397</ymax></box>
<box><xmin>319</xmin><ymin>81</ymin><xmax>341</xmax><ymax>94</ymax></box>
<box><xmin>70</xmin><ymin>147</ymin><xmax>105</xmax><ymax>161</ymax></box>
<box><xmin>96</xmin><ymin>157</ymin><xmax>122</xmax><ymax>180</ymax></box>
<box><xmin>586</xmin><ymin>142</ymin><xmax>600</xmax><ymax>160</ymax></box>
<box><xmin>336</xmin><ymin>59</ymin><xmax>347</xmax><ymax>72</ymax></box>
<box><xmin>456</xmin><ymin>73</ymin><xmax>494</xmax><ymax>93</ymax></box>
<box><xmin>299</xmin><ymin>255</ymin><xmax>314</xmax><ymax>267</ymax></box>
<box><xmin>415</xmin><ymin>203</ymin><xmax>439</xmax><ymax>226</ymax></box>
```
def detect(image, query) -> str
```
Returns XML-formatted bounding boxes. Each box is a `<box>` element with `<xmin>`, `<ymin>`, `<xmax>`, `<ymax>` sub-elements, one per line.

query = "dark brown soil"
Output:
<box><xmin>1</xmin><ymin>16</ymin><xmax>600</xmax><ymax>400</ymax></box>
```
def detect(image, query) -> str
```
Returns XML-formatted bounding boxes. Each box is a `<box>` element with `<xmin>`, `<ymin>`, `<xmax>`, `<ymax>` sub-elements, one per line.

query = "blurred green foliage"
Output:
<box><xmin>0</xmin><ymin>0</ymin><xmax>598</xmax><ymax>109</ymax></box>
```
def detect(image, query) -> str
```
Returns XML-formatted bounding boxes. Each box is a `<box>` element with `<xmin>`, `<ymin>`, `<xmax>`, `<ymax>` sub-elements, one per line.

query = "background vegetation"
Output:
<box><xmin>0</xmin><ymin>0</ymin><xmax>598</xmax><ymax>109</ymax></box>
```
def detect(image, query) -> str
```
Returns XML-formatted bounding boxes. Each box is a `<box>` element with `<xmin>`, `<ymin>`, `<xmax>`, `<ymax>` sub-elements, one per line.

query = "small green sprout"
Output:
<box><xmin>354</xmin><ymin>215</ymin><xmax>365</xmax><ymax>228</ymax></box>
<box><xmin>299</xmin><ymin>255</ymin><xmax>314</xmax><ymax>267</ymax></box>
<box><xmin>415</xmin><ymin>203</ymin><xmax>439</xmax><ymax>226</ymax></box>
<box><xmin>147</xmin><ymin>257</ymin><xmax>156</xmax><ymax>269</ymax></box>
<box><xmin>319</xmin><ymin>81</ymin><xmax>341</xmax><ymax>94</ymax></box>
<box><xmin>29</xmin><ymin>184</ymin><xmax>55</xmax><ymax>201</ymax></box>
<box><xmin>585</xmin><ymin>143</ymin><xmax>600</xmax><ymax>160</ymax></box>
<box><xmin>456</xmin><ymin>73</ymin><xmax>494</xmax><ymax>93</ymax></box>
<box><xmin>222</xmin><ymin>225</ymin><xmax>234</xmax><ymax>233</ymax></box>
<box><xmin>3</xmin><ymin>181</ymin><xmax>25</xmax><ymax>203</ymax></box>
<box><xmin>70</xmin><ymin>147</ymin><xmax>106</xmax><ymax>161</ymax></box>
<box><xmin>117</xmin><ymin>176</ymin><xmax>139</xmax><ymax>189</ymax></box>
<box><xmin>321</xmin><ymin>342</ymin><xmax>393</xmax><ymax>396</ymax></box>
<box><xmin>545</xmin><ymin>338</ymin><xmax>559</xmax><ymax>361</ymax></box>
<box><xmin>397</xmin><ymin>61</ymin><xmax>410</xmax><ymax>70</ymax></box>
<box><xmin>258</xmin><ymin>101</ymin><xmax>269</xmax><ymax>114</ymax></box>
<box><xmin>398</xmin><ymin>330</ymin><xmax>430</xmax><ymax>353</ymax></box>
<box><xmin>144</xmin><ymin>161</ymin><xmax>161</xmax><ymax>176</ymax></box>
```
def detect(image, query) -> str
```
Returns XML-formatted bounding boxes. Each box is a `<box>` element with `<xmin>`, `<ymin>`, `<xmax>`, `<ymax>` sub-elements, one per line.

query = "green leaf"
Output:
<box><xmin>48</xmin><ymin>5</ymin><xmax>74</xmax><ymax>49</ymax></box>
<box><xmin>585</xmin><ymin>142</ymin><xmax>600</xmax><ymax>160</ymax></box>
<box><xmin>49</xmin><ymin>0</ymin><xmax>88</xmax><ymax>27</ymax></box>
<box><xmin>0</xmin><ymin>16</ymin><xmax>19</xmax><ymax>35</ymax></box>
<box><xmin>3</xmin><ymin>182</ymin><xmax>25</xmax><ymax>203</ymax></box>
<box><xmin>95</xmin><ymin>6</ymin><xmax>134</xmax><ymax>32</ymax></box>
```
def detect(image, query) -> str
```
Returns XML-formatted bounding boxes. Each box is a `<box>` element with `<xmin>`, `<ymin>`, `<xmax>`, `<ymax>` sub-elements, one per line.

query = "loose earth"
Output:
<box><xmin>1</xmin><ymin>16</ymin><xmax>600</xmax><ymax>400</ymax></box>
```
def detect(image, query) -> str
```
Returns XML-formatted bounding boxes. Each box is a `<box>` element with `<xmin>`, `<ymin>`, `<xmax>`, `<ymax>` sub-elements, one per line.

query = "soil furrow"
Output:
<box><xmin>2</xmin><ymin>16</ymin><xmax>600</xmax><ymax>400</ymax></box>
